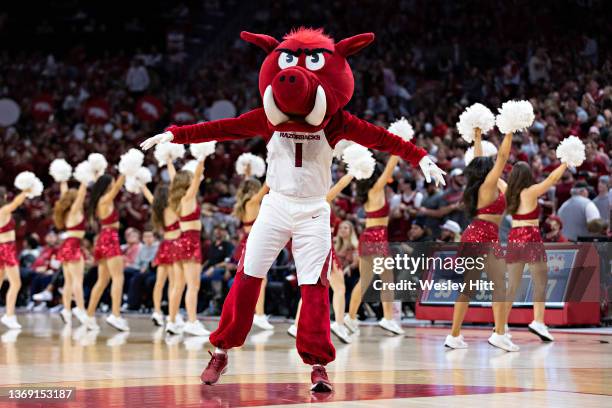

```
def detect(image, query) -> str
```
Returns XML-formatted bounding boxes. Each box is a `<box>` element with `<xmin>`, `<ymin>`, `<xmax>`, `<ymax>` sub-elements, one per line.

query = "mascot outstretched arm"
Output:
<box><xmin>142</xmin><ymin>28</ymin><xmax>445</xmax><ymax>185</ymax></box>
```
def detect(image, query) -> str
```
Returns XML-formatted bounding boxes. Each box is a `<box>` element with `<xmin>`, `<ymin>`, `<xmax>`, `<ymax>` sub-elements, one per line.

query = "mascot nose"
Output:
<box><xmin>271</xmin><ymin>68</ymin><xmax>314</xmax><ymax>116</ymax></box>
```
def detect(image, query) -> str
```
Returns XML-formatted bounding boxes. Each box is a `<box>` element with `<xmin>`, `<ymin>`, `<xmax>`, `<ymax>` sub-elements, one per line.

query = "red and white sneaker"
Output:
<box><xmin>201</xmin><ymin>351</ymin><xmax>228</xmax><ymax>385</ymax></box>
<box><xmin>310</xmin><ymin>365</ymin><xmax>333</xmax><ymax>392</ymax></box>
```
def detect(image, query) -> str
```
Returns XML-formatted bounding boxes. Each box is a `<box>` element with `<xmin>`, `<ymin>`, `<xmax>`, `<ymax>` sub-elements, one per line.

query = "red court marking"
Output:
<box><xmin>20</xmin><ymin>383</ymin><xmax>530</xmax><ymax>408</ymax></box>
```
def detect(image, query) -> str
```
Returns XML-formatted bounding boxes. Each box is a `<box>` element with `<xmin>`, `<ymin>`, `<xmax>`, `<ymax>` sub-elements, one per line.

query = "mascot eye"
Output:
<box><xmin>306</xmin><ymin>53</ymin><xmax>325</xmax><ymax>71</ymax></box>
<box><xmin>278</xmin><ymin>52</ymin><xmax>298</xmax><ymax>69</ymax></box>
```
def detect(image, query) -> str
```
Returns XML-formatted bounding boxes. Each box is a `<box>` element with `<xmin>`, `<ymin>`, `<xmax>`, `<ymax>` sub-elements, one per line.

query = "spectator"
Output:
<box><xmin>438</xmin><ymin>220</ymin><xmax>461</xmax><ymax>242</ymax></box>
<box><xmin>28</xmin><ymin>231</ymin><xmax>60</xmax><ymax>306</ymax></box>
<box><xmin>542</xmin><ymin>216</ymin><xmax>568</xmax><ymax>243</ymax></box>
<box><xmin>122</xmin><ymin>227</ymin><xmax>142</xmax><ymax>295</ymax></box>
<box><xmin>408</xmin><ymin>217</ymin><xmax>432</xmax><ymax>243</ymax></box>
<box><xmin>201</xmin><ymin>226</ymin><xmax>234</xmax><ymax>315</ymax></box>
<box><xmin>126</xmin><ymin>229</ymin><xmax>159</xmax><ymax>310</ymax></box>
<box><xmin>122</xmin><ymin>228</ymin><xmax>142</xmax><ymax>268</ymax></box>
<box><xmin>125</xmin><ymin>58</ymin><xmax>150</xmax><ymax>95</ymax></box>
<box><xmin>593</xmin><ymin>175</ymin><xmax>610</xmax><ymax>224</ymax></box>
<box><xmin>528</xmin><ymin>48</ymin><xmax>551</xmax><ymax>84</ymax></box>
<box><xmin>558</xmin><ymin>182</ymin><xmax>602</xmax><ymax>241</ymax></box>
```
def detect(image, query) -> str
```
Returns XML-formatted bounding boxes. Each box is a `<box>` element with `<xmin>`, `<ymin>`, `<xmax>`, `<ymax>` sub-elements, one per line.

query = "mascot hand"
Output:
<box><xmin>419</xmin><ymin>156</ymin><xmax>447</xmax><ymax>187</ymax></box>
<box><xmin>140</xmin><ymin>131</ymin><xmax>174</xmax><ymax>151</ymax></box>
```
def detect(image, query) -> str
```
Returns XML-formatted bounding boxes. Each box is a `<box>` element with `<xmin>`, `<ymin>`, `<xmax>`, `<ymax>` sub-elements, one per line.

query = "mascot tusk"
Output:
<box><xmin>263</xmin><ymin>85</ymin><xmax>289</xmax><ymax>125</ymax></box>
<box><xmin>304</xmin><ymin>85</ymin><xmax>327</xmax><ymax>126</ymax></box>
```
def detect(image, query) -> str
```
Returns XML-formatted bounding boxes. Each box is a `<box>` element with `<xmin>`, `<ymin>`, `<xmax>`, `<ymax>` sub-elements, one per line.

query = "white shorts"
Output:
<box><xmin>243</xmin><ymin>191</ymin><xmax>332</xmax><ymax>285</ymax></box>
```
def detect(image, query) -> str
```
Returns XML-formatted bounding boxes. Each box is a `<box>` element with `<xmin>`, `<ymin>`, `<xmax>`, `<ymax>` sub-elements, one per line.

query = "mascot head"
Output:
<box><xmin>241</xmin><ymin>28</ymin><xmax>374</xmax><ymax>131</ymax></box>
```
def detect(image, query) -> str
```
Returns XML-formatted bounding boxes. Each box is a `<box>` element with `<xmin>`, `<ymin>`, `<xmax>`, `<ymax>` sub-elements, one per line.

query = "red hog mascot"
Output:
<box><xmin>141</xmin><ymin>28</ymin><xmax>446</xmax><ymax>392</ymax></box>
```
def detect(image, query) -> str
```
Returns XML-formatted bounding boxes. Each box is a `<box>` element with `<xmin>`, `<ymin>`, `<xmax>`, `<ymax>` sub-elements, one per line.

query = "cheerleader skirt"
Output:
<box><xmin>358</xmin><ymin>226</ymin><xmax>390</xmax><ymax>257</ymax></box>
<box><xmin>176</xmin><ymin>230</ymin><xmax>202</xmax><ymax>263</ymax></box>
<box><xmin>154</xmin><ymin>239</ymin><xmax>178</xmax><ymax>266</ymax></box>
<box><xmin>506</xmin><ymin>226</ymin><xmax>547</xmax><ymax>264</ymax></box>
<box><xmin>57</xmin><ymin>237</ymin><xmax>83</xmax><ymax>263</ymax></box>
<box><xmin>459</xmin><ymin>219</ymin><xmax>503</xmax><ymax>258</ymax></box>
<box><xmin>0</xmin><ymin>242</ymin><xmax>18</xmax><ymax>268</ymax></box>
<box><xmin>94</xmin><ymin>229</ymin><xmax>121</xmax><ymax>261</ymax></box>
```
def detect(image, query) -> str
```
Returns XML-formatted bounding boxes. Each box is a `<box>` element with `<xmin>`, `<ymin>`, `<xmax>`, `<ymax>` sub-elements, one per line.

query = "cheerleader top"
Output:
<box><xmin>242</xmin><ymin>219</ymin><xmax>255</xmax><ymax>227</ymax></box>
<box><xmin>365</xmin><ymin>199</ymin><xmax>390</xmax><ymax>218</ymax></box>
<box><xmin>164</xmin><ymin>221</ymin><xmax>180</xmax><ymax>232</ymax></box>
<box><xmin>512</xmin><ymin>204</ymin><xmax>540</xmax><ymax>221</ymax></box>
<box><xmin>66</xmin><ymin>217</ymin><xmax>86</xmax><ymax>232</ymax></box>
<box><xmin>476</xmin><ymin>190</ymin><xmax>506</xmax><ymax>216</ymax></box>
<box><xmin>0</xmin><ymin>218</ymin><xmax>15</xmax><ymax>233</ymax></box>
<box><xmin>100</xmin><ymin>208</ymin><xmax>119</xmax><ymax>226</ymax></box>
<box><xmin>180</xmin><ymin>205</ymin><xmax>200</xmax><ymax>222</ymax></box>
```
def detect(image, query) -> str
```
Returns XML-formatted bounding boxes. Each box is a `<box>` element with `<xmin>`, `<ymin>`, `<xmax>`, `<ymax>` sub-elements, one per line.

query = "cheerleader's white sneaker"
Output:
<box><xmin>444</xmin><ymin>334</ymin><xmax>468</xmax><ymax>349</ymax></box>
<box><xmin>287</xmin><ymin>324</ymin><xmax>298</xmax><ymax>338</ymax></box>
<box><xmin>528</xmin><ymin>321</ymin><xmax>554</xmax><ymax>342</ymax></box>
<box><xmin>183</xmin><ymin>320</ymin><xmax>210</xmax><ymax>336</ymax></box>
<box><xmin>488</xmin><ymin>332</ymin><xmax>520</xmax><ymax>352</ymax></box>
<box><xmin>378</xmin><ymin>318</ymin><xmax>405</xmax><ymax>335</ymax></box>
<box><xmin>1</xmin><ymin>314</ymin><xmax>21</xmax><ymax>330</ymax></box>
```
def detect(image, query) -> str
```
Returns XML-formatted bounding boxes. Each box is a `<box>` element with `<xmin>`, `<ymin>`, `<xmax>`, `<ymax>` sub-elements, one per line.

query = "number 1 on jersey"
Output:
<box><xmin>295</xmin><ymin>142</ymin><xmax>303</xmax><ymax>167</ymax></box>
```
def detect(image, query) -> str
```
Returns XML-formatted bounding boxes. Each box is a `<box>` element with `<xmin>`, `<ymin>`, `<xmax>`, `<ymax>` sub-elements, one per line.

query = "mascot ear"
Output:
<box><xmin>335</xmin><ymin>33</ymin><xmax>375</xmax><ymax>57</ymax></box>
<box><xmin>240</xmin><ymin>31</ymin><xmax>280</xmax><ymax>54</ymax></box>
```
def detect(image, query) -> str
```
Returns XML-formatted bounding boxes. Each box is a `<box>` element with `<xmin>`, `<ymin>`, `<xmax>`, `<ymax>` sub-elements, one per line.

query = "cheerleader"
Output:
<box><xmin>150</xmin><ymin>143</ymin><xmax>186</xmax><ymax>327</ymax></box>
<box><xmin>85</xmin><ymin>170</ymin><xmax>129</xmax><ymax>331</ymax></box>
<box><xmin>346</xmin><ymin>155</ymin><xmax>404</xmax><ymax>335</ymax></box>
<box><xmin>445</xmin><ymin>101</ymin><xmax>532</xmax><ymax>351</ymax></box>
<box><xmin>504</xmin><ymin>136</ymin><xmax>585</xmax><ymax>342</ymax></box>
<box><xmin>233</xmin><ymin>178</ymin><xmax>271</xmax><ymax>330</ymax></box>
<box><xmin>166</xmin><ymin>158</ymin><xmax>209</xmax><ymax>336</ymax></box>
<box><xmin>0</xmin><ymin>172</ymin><xmax>43</xmax><ymax>329</ymax></box>
<box><xmin>138</xmin><ymin>183</ymin><xmax>178</xmax><ymax>327</ymax></box>
<box><xmin>51</xmin><ymin>159</ymin><xmax>89</xmax><ymax>325</ymax></box>
<box><xmin>287</xmin><ymin>174</ymin><xmax>355</xmax><ymax>343</ymax></box>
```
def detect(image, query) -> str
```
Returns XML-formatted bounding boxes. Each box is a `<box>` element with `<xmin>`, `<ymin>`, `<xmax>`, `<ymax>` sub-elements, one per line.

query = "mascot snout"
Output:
<box><xmin>264</xmin><ymin>67</ymin><xmax>327</xmax><ymax>126</ymax></box>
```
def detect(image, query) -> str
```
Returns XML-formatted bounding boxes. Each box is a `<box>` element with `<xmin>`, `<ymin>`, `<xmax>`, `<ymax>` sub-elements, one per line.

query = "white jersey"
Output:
<box><xmin>265</xmin><ymin>129</ymin><xmax>333</xmax><ymax>198</ymax></box>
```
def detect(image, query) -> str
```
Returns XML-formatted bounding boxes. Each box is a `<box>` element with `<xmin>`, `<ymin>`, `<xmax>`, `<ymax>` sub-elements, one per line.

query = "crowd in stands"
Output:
<box><xmin>0</xmin><ymin>0</ymin><xmax>610</xmax><ymax>316</ymax></box>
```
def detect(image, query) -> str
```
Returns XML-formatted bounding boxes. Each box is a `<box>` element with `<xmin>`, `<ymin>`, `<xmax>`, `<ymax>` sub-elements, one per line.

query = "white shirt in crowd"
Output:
<box><xmin>126</xmin><ymin>65</ymin><xmax>150</xmax><ymax>92</ymax></box>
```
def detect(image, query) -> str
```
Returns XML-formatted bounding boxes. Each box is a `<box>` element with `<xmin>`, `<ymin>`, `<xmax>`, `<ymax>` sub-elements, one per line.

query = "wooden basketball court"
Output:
<box><xmin>0</xmin><ymin>314</ymin><xmax>610</xmax><ymax>407</ymax></box>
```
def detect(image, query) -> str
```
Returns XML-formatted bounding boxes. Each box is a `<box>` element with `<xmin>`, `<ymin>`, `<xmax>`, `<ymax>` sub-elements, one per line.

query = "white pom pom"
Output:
<box><xmin>495</xmin><ymin>100</ymin><xmax>535</xmax><ymax>134</ymax></box>
<box><xmin>333</xmin><ymin>140</ymin><xmax>354</xmax><ymax>159</ymax></box>
<box><xmin>342</xmin><ymin>144</ymin><xmax>376</xmax><ymax>180</ymax></box>
<box><xmin>182</xmin><ymin>160</ymin><xmax>198</xmax><ymax>174</ymax></box>
<box><xmin>124</xmin><ymin>177</ymin><xmax>140</xmax><ymax>194</ymax></box>
<box><xmin>190</xmin><ymin>142</ymin><xmax>217</xmax><ymax>161</ymax></box>
<box><xmin>154</xmin><ymin>142</ymin><xmax>186</xmax><ymax>167</ymax></box>
<box><xmin>556</xmin><ymin>136</ymin><xmax>586</xmax><ymax>167</ymax></box>
<box><xmin>135</xmin><ymin>167</ymin><xmax>152</xmax><ymax>185</ymax></box>
<box><xmin>124</xmin><ymin>167</ymin><xmax>152</xmax><ymax>194</ymax></box>
<box><xmin>235</xmin><ymin>153</ymin><xmax>266</xmax><ymax>177</ymax></box>
<box><xmin>14</xmin><ymin>171</ymin><xmax>44</xmax><ymax>198</ymax></box>
<box><xmin>388</xmin><ymin>117</ymin><xmax>415</xmax><ymax>141</ymax></box>
<box><xmin>49</xmin><ymin>159</ymin><xmax>72</xmax><ymax>182</ymax></box>
<box><xmin>456</xmin><ymin>103</ymin><xmax>496</xmax><ymax>143</ymax></box>
<box><xmin>464</xmin><ymin>141</ymin><xmax>498</xmax><ymax>166</ymax></box>
<box><xmin>118</xmin><ymin>149</ymin><xmax>145</xmax><ymax>177</ymax></box>
<box><xmin>74</xmin><ymin>161</ymin><xmax>95</xmax><ymax>184</ymax></box>
<box><xmin>88</xmin><ymin>153</ymin><xmax>108</xmax><ymax>179</ymax></box>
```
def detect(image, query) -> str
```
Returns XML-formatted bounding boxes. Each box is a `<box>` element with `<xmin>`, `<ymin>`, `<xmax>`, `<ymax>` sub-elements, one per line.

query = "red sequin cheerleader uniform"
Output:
<box><xmin>506</xmin><ymin>205</ymin><xmax>546</xmax><ymax>263</ymax></box>
<box><xmin>232</xmin><ymin>219</ymin><xmax>255</xmax><ymax>262</ymax></box>
<box><xmin>330</xmin><ymin>211</ymin><xmax>340</xmax><ymax>270</ymax></box>
<box><xmin>57</xmin><ymin>218</ymin><xmax>86</xmax><ymax>262</ymax></box>
<box><xmin>460</xmin><ymin>191</ymin><xmax>505</xmax><ymax>257</ymax></box>
<box><xmin>93</xmin><ymin>209</ymin><xmax>122</xmax><ymax>261</ymax></box>
<box><xmin>154</xmin><ymin>221</ymin><xmax>180</xmax><ymax>265</ymax></box>
<box><xmin>176</xmin><ymin>205</ymin><xmax>202</xmax><ymax>263</ymax></box>
<box><xmin>358</xmin><ymin>199</ymin><xmax>390</xmax><ymax>257</ymax></box>
<box><xmin>0</xmin><ymin>218</ymin><xmax>18</xmax><ymax>268</ymax></box>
